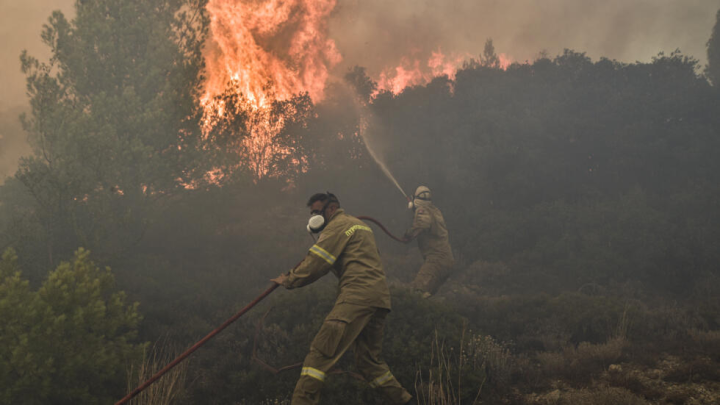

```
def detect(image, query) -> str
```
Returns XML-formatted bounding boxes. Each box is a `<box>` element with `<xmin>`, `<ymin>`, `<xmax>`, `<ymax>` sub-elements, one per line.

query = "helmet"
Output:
<box><xmin>414</xmin><ymin>186</ymin><xmax>432</xmax><ymax>201</ymax></box>
<box><xmin>408</xmin><ymin>186</ymin><xmax>432</xmax><ymax>210</ymax></box>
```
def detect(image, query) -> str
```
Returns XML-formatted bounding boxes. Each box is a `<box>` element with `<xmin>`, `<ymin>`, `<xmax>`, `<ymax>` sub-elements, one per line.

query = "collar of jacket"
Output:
<box><xmin>326</xmin><ymin>208</ymin><xmax>344</xmax><ymax>225</ymax></box>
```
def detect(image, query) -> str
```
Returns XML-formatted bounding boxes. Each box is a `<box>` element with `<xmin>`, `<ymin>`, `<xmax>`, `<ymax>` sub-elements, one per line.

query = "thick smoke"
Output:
<box><xmin>329</xmin><ymin>0</ymin><xmax>717</xmax><ymax>77</ymax></box>
<box><xmin>0</xmin><ymin>0</ymin><xmax>75</xmax><ymax>103</ymax></box>
<box><xmin>0</xmin><ymin>105</ymin><xmax>32</xmax><ymax>180</ymax></box>
<box><xmin>2</xmin><ymin>0</ymin><xmax>717</xmax><ymax>105</ymax></box>
<box><xmin>0</xmin><ymin>0</ymin><xmax>74</xmax><ymax>180</ymax></box>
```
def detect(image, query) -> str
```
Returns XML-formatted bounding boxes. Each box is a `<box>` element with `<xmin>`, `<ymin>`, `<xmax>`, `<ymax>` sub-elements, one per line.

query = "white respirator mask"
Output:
<box><xmin>307</xmin><ymin>214</ymin><xmax>326</xmax><ymax>234</ymax></box>
<box><xmin>408</xmin><ymin>199</ymin><xmax>425</xmax><ymax>210</ymax></box>
<box><xmin>306</xmin><ymin>192</ymin><xmax>338</xmax><ymax>234</ymax></box>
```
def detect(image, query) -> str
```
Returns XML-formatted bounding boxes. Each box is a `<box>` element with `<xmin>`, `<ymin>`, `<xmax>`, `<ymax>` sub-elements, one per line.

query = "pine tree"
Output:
<box><xmin>706</xmin><ymin>9</ymin><xmax>720</xmax><ymax>85</ymax></box>
<box><xmin>12</xmin><ymin>0</ymin><xmax>210</xmax><ymax>264</ymax></box>
<box><xmin>481</xmin><ymin>38</ymin><xmax>500</xmax><ymax>69</ymax></box>
<box><xmin>0</xmin><ymin>248</ymin><xmax>144</xmax><ymax>404</ymax></box>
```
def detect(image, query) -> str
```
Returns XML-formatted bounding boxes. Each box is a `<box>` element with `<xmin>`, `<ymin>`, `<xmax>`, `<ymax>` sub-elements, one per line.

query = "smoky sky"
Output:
<box><xmin>0</xmin><ymin>0</ymin><xmax>75</xmax><ymax>109</ymax></box>
<box><xmin>1</xmin><ymin>0</ymin><xmax>718</xmax><ymax>108</ymax></box>
<box><xmin>329</xmin><ymin>0</ymin><xmax>718</xmax><ymax>79</ymax></box>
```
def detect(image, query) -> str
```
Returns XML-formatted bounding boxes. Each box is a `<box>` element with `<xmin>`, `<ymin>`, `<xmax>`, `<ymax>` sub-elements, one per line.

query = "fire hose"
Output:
<box><xmin>357</xmin><ymin>216</ymin><xmax>410</xmax><ymax>243</ymax></box>
<box><xmin>115</xmin><ymin>283</ymin><xmax>279</xmax><ymax>405</ymax></box>
<box><xmin>115</xmin><ymin>216</ymin><xmax>406</xmax><ymax>405</ymax></box>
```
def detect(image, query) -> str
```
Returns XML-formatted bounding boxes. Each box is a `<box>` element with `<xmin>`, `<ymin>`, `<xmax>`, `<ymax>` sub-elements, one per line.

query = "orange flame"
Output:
<box><xmin>498</xmin><ymin>53</ymin><xmax>513</xmax><ymax>70</ymax></box>
<box><xmin>201</xmin><ymin>0</ymin><xmax>341</xmax><ymax>178</ymax></box>
<box><xmin>200</xmin><ymin>1</ymin><xmax>516</xmax><ymax>178</ymax></box>
<box><xmin>203</xmin><ymin>0</ymin><xmax>342</xmax><ymax>109</ymax></box>
<box><xmin>376</xmin><ymin>50</ymin><xmax>513</xmax><ymax>95</ymax></box>
<box><xmin>375</xmin><ymin>50</ymin><xmax>462</xmax><ymax>95</ymax></box>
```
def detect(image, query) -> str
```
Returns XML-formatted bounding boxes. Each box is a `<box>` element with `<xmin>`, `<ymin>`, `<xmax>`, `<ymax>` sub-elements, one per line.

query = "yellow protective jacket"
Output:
<box><xmin>283</xmin><ymin>209</ymin><xmax>392</xmax><ymax>309</ymax></box>
<box><xmin>405</xmin><ymin>203</ymin><xmax>454</xmax><ymax>263</ymax></box>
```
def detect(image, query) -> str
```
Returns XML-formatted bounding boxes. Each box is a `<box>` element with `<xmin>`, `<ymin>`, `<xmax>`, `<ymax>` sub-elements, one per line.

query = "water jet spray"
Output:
<box><xmin>357</xmin><ymin>112</ymin><xmax>409</xmax><ymax>203</ymax></box>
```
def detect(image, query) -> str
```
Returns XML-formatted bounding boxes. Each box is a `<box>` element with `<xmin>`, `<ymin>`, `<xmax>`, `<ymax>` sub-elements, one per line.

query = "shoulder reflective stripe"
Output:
<box><xmin>301</xmin><ymin>367</ymin><xmax>326</xmax><ymax>382</ymax></box>
<box><xmin>369</xmin><ymin>371</ymin><xmax>394</xmax><ymax>388</ymax></box>
<box><xmin>309</xmin><ymin>245</ymin><xmax>336</xmax><ymax>265</ymax></box>
<box><xmin>345</xmin><ymin>224</ymin><xmax>372</xmax><ymax>237</ymax></box>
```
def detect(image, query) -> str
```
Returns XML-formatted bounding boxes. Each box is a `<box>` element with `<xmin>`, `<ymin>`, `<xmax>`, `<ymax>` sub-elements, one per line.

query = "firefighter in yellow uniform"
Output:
<box><xmin>404</xmin><ymin>186</ymin><xmax>455</xmax><ymax>297</ymax></box>
<box><xmin>272</xmin><ymin>192</ymin><xmax>413</xmax><ymax>405</ymax></box>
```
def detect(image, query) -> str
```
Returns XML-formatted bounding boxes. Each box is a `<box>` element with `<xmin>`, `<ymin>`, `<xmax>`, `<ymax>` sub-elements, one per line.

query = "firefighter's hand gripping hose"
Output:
<box><xmin>114</xmin><ymin>283</ymin><xmax>279</xmax><ymax>405</ymax></box>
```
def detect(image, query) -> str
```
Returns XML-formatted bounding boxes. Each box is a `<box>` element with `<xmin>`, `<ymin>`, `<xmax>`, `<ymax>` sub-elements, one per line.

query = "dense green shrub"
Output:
<box><xmin>0</xmin><ymin>248</ymin><xmax>144</xmax><ymax>404</ymax></box>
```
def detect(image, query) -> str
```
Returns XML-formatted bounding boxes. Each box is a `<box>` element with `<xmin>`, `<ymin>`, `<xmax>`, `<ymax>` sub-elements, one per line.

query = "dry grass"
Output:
<box><xmin>414</xmin><ymin>330</ymin><xmax>463</xmax><ymax>405</ymax></box>
<box><xmin>414</xmin><ymin>326</ymin><xmax>515</xmax><ymax>404</ymax></box>
<box><xmin>575</xmin><ymin>337</ymin><xmax>627</xmax><ymax>366</ymax></box>
<box><xmin>537</xmin><ymin>337</ymin><xmax>627</xmax><ymax>382</ymax></box>
<box><xmin>126</xmin><ymin>342</ymin><xmax>189</xmax><ymax>405</ymax></box>
<box><xmin>606</xmin><ymin>369</ymin><xmax>664</xmax><ymax>400</ymax></box>
<box><xmin>557</xmin><ymin>387</ymin><xmax>649</xmax><ymax>405</ymax></box>
<box><xmin>464</xmin><ymin>333</ymin><xmax>513</xmax><ymax>388</ymax></box>
<box><xmin>687</xmin><ymin>329</ymin><xmax>720</xmax><ymax>355</ymax></box>
<box><xmin>526</xmin><ymin>387</ymin><xmax>649</xmax><ymax>405</ymax></box>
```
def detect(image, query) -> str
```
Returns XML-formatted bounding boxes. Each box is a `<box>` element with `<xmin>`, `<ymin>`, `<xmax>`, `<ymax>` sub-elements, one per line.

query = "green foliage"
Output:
<box><xmin>3</xmin><ymin>0</ymin><xmax>210</xmax><ymax>271</ymax></box>
<box><xmin>0</xmin><ymin>248</ymin><xmax>144</xmax><ymax>405</ymax></box>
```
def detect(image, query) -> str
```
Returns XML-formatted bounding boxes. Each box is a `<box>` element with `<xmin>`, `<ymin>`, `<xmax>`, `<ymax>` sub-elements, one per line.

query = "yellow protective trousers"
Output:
<box><xmin>291</xmin><ymin>303</ymin><xmax>412</xmax><ymax>405</ymax></box>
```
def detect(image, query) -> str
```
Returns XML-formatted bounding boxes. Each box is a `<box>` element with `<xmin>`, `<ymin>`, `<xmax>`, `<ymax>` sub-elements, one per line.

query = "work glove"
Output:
<box><xmin>270</xmin><ymin>273</ymin><xmax>289</xmax><ymax>287</ymax></box>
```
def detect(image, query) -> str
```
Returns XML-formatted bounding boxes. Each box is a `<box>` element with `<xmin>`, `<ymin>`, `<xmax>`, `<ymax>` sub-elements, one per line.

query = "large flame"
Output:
<box><xmin>203</xmin><ymin>0</ymin><xmax>342</xmax><ymax>109</ymax></box>
<box><xmin>202</xmin><ymin>0</ymin><xmax>341</xmax><ymax>178</ymax></box>
<box><xmin>200</xmin><ymin>1</ymin><xmax>514</xmax><ymax>178</ymax></box>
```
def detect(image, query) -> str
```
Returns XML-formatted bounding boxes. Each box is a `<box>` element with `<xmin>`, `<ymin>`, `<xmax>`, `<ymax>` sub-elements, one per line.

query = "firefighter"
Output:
<box><xmin>271</xmin><ymin>192</ymin><xmax>413</xmax><ymax>405</ymax></box>
<box><xmin>404</xmin><ymin>186</ymin><xmax>455</xmax><ymax>297</ymax></box>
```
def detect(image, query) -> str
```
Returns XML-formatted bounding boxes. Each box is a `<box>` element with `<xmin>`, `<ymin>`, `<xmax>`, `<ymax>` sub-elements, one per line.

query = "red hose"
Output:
<box><xmin>357</xmin><ymin>216</ymin><xmax>410</xmax><ymax>243</ymax></box>
<box><xmin>115</xmin><ymin>283</ymin><xmax>279</xmax><ymax>405</ymax></box>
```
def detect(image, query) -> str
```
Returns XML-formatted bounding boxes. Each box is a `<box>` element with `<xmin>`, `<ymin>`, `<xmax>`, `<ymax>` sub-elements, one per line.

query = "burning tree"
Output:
<box><xmin>201</xmin><ymin>83</ymin><xmax>314</xmax><ymax>180</ymax></box>
<box><xmin>198</xmin><ymin>0</ymin><xmax>340</xmax><ymax>180</ymax></box>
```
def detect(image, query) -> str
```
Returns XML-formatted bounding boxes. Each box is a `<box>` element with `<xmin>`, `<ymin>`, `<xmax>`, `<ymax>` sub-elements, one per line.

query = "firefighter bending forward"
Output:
<box><xmin>272</xmin><ymin>192</ymin><xmax>413</xmax><ymax>405</ymax></box>
<box><xmin>404</xmin><ymin>186</ymin><xmax>455</xmax><ymax>297</ymax></box>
